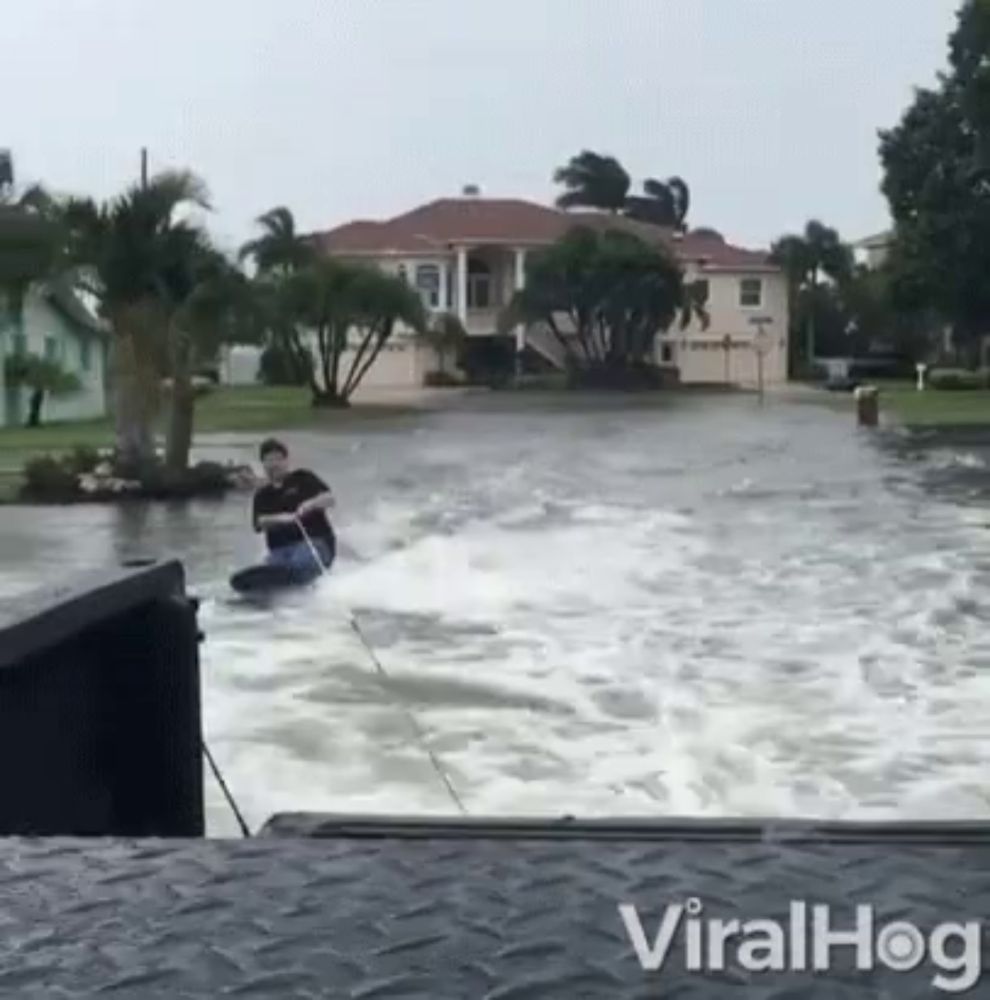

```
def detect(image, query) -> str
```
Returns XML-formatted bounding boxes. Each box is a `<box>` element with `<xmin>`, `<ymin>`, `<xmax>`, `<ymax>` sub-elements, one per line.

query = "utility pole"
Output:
<box><xmin>0</xmin><ymin>149</ymin><xmax>13</xmax><ymax>196</ymax></box>
<box><xmin>750</xmin><ymin>316</ymin><xmax>773</xmax><ymax>403</ymax></box>
<box><xmin>140</xmin><ymin>148</ymin><xmax>148</xmax><ymax>190</ymax></box>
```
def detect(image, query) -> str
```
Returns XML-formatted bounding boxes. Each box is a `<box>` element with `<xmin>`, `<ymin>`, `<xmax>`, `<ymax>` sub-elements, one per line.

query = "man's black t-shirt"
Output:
<box><xmin>252</xmin><ymin>469</ymin><xmax>335</xmax><ymax>551</ymax></box>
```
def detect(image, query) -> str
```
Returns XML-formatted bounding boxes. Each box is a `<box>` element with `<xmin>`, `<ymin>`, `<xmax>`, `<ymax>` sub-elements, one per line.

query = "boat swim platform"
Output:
<box><xmin>1</xmin><ymin>561</ymin><xmax>990</xmax><ymax>997</ymax></box>
<box><xmin>4</xmin><ymin>818</ymin><xmax>990</xmax><ymax>997</ymax></box>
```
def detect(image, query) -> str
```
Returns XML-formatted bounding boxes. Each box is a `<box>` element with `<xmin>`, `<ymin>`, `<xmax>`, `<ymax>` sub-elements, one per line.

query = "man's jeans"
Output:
<box><xmin>265</xmin><ymin>538</ymin><xmax>334</xmax><ymax>584</ymax></box>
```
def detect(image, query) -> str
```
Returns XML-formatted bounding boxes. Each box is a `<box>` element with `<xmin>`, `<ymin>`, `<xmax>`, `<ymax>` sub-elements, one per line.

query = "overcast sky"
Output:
<box><xmin>1</xmin><ymin>0</ymin><xmax>961</xmax><ymax>253</ymax></box>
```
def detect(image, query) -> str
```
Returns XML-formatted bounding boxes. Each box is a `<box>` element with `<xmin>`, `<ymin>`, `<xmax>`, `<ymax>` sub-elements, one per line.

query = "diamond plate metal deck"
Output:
<box><xmin>2</xmin><ymin>817</ymin><xmax>989</xmax><ymax>998</ymax></box>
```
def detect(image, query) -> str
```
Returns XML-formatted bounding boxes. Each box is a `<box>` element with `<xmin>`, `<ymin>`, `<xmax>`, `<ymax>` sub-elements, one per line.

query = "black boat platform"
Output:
<box><xmin>3</xmin><ymin>816</ymin><xmax>990</xmax><ymax>998</ymax></box>
<box><xmin>1</xmin><ymin>563</ymin><xmax>988</xmax><ymax>998</ymax></box>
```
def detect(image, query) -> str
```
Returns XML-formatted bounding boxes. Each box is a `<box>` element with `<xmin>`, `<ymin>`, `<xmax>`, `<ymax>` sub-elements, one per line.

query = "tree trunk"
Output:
<box><xmin>806</xmin><ymin>272</ymin><xmax>818</xmax><ymax>372</ymax></box>
<box><xmin>26</xmin><ymin>388</ymin><xmax>43</xmax><ymax>428</ymax></box>
<box><xmin>330</xmin><ymin>324</ymin><xmax>345</xmax><ymax>396</ymax></box>
<box><xmin>342</xmin><ymin>323</ymin><xmax>376</xmax><ymax>398</ymax></box>
<box><xmin>317</xmin><ymin>322</ymin><xmax>332</xmax><ymax>395</ymax></box>
<box><xmin>310</xmin><ymin>390</ymin><xmax>349</xmax><ymax>408</ymax></box>
<box><xmin>109</xmin><ymin>307</ymin><xmax>158</xmax><ymax>472</ymax></box>
<box><xmin>165</xmin><ymin>371</ymin><xmax>194</xmax><ymax>474</ymax></box>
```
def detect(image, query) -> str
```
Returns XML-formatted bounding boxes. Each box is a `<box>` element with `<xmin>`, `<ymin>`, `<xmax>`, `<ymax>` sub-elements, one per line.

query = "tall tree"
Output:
<box><xmin>240</xmin><ymin>206</ymin><xmax>317</xmax><ymax>389</ymax></box>
<box><xmin>500</xmin><ymin>225</ymin><xmax>708</xmax><ymax>379</ymax></box>
<box><xmin>162</xmin><ymin>243</ymin><xmax>257</xmax><ymax>473</ymax></box>
<box><xmin>879</xmin><ymin>0</ymin><xmax>990</xmax><ymax>359</ymax></box>
<box><xmin>770</xmin><ymin>220</ymin><xmax>852</xmax><ymax>370</ymax></box>
<box><xmin>553</xmin><ymin>151</ymin><xmax>631</xmax><ymax>212</ymax></box>
<box><xmin>276</xmin><ymin>258</ymin><xmax>427</xmax><ymax>407</ymax></box>
<box><xmin>624</xmin><ymin>177</ymin><xmax>691</xmax><ymax>230</ymax></box>
<box><xmin>553</xmin><ymin>151</ymin><xmax>691</xmax><ymax>229</ymax></box>
<box><xmin>59</xmin><ymin>170</ymin><xmax>212</xmax><ymax>469</ymax></box>
<box><xmin>0</xmin><ymin>184</ymin><xmax>61</xmax><ymax>365</ymax></box>
<box><xmin>238</xmin><ymin>206</ymin><xmax>315</xmax><ymax>276</ymax></box>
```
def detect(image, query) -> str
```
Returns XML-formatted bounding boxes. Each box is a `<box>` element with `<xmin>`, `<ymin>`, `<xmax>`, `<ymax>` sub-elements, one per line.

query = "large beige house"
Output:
<box><xmin>306</xmin><ymin>192</ymin><xmax>789</xmax><ymax>388</ymax></box>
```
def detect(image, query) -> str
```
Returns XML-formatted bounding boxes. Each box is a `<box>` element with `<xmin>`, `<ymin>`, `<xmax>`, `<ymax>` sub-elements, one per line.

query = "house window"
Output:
<box><xmin>467</xmin><ymin>258</ymin><xmax>493</xmax><ymax>310</ymax></box>
<box><xmin>660</xmin><ymin>344</ymin><xmax>673</xmax><ymax>363</ymax></box>
<box><xmin>397</xmin><ymin>264</ymin><xmax>408</xmax><ymax>283</ymax></box>
<box><xmin>44</xmin><ymin>336</ymin><xmax>59</xmax><ymax>362</ymax></box>
<box><xmin>415</xmin><ymin>264</ymin><xmax>440</xmax><ymax>307</ymax></box>
<box><xmin>80</xmin><ymin>339</ymin><xmax>91</xmax><ymax>372</ymax></box>
<box><xmin>739</xmin><ymin>278</ymin><xmax>763</xmax><ymax>308</ymax></box>
<box><xmin>694</xmin><ymin>279</ymin><xmax>710</xmax><ymax>305</ymax></box>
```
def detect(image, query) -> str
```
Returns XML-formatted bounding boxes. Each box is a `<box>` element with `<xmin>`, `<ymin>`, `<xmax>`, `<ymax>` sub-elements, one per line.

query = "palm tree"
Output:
<box><xmin>770</xmin><ymin>220</ymin><xmax>853</xmax><ymax>371</ymax></box>
<box><xmin>0</xmin><ymin>184</ymin><xmax>61</xmax><ymax>361</ymax></box>
<box><xmin>240</xmin><ymin>205</ymin><xmax>318</xmax><ymax>387</ymax></box>
<box><xmin>59</xmin><ymin>170</ymin><xmax>211</xmax><ymax>469</ymax></box>
<box><xmin>239</xmin><ymin>206</ymin><xmax>315</xmax><ymax>276</ymax></box>
<box><xmin>624</xmin><ymin>177</ymin><xmax>691</xmax><ymax>230</ymax></box>
<box><xmin>162</xmin><ymin>242</ymin><xmax>256</xmax><ymax>473</ymax></box>
<box><xmin>553</xmin><ymin>151</ymin><xmax>631</xmax><ymax>212</ymax></box>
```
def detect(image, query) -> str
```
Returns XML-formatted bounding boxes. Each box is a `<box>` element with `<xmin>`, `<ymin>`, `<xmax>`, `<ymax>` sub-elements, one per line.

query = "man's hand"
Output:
<box><xmin>297</xmin><ymin>491</ymin><xmax>334</xmax><ymax>517</ymax></box>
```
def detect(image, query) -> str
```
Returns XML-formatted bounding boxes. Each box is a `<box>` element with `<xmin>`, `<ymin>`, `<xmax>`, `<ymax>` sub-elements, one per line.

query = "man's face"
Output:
<box><xmin>262</xmin><ymin>450</ymin><xmax>289</xmax><ymax>483</ymax></box>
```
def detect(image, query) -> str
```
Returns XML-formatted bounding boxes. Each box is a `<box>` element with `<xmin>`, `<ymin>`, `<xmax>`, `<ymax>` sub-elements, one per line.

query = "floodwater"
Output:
<box><xmin>4</xmin><ymin>391</ymin><xmax>990</xmax><ymax>836</ymax></box>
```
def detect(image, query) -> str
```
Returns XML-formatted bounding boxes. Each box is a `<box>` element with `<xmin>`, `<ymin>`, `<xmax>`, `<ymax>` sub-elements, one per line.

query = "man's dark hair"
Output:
<box><xmin>259</xmin><ymin>438</ymin><xmax>288</xmax><ymax>460</ymax></box>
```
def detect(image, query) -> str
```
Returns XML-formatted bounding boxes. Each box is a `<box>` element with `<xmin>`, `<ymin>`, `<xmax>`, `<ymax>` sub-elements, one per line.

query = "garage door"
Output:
<box><xmin>339</xmin><ymin>341</ymin><xmax>422</xmax><ymax>388</ymax></box>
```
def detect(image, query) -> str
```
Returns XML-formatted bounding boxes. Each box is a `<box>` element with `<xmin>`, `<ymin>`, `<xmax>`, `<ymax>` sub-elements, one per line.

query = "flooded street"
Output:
<box><xmin>4</xmin><ymin>391</ymin><xmax>990</xmax><ymax>835</ymax></box>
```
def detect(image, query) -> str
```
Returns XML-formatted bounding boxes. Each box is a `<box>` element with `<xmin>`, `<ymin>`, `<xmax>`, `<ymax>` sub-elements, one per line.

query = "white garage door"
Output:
<box><xmin>338</xmin><ymin>341</ymin><xmax>423</xmax><ymax>388</ymax></box>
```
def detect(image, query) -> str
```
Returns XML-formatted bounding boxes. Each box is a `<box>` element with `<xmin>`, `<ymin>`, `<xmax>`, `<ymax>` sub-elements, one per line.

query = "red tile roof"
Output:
<box><xmin>312</xmin><ymin>198</ymin><xmax>775</xmax><ymax>272</ymax></box>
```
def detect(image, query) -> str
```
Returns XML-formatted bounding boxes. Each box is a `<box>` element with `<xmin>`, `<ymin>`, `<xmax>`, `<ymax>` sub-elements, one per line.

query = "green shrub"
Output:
<box><xmin>64</xmin><ymin>445</ymin><xmax>103</xmax><ymax>476</ymax></box>
<box><xmin>18</xmin><ymin>450</ymin><xmax>235</xmax><ymax>503</ymax></box>
<box><xmin>928</xmin><ymin>368</ymin><xmax>985</xmax><ymax>390</ymax></box>
<box><xmin>258</xmin><ymin>344</ymin><xmax>312</xmax><ymax>386</ymax></box>
<box><xmin>458</xmin><ymin>336</ymin><xmax>515</xmax><ymax>388</ymax></box>
<box><xmin>186</xmin><ymin>461</ymin><xmax>230</xmax><ymax>495</ymax></box>
<box><xmin>136</xmin><ymin>460</ymin><xmax>230</xmax><ymax>499</ymax></box>
<box><xmin>21</xmin><ymin>456</ymin><xmax>78</xmax><ymax>500</ymax></box>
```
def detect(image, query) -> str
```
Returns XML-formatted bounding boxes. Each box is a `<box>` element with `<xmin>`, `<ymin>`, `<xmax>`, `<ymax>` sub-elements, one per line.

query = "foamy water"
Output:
<box><xmin>4</xmin><ymin>392</ymin><xmax>990</xmax><ymax>835</ymax></box>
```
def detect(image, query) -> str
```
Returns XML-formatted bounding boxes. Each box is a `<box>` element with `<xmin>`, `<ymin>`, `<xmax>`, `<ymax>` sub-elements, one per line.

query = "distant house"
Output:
<box><xmin>0</xmin><ymin>281</ymin><xmax>109</xmax><ymax>428</ymax></box>
<box><xmin>854</xmin><ymin>230</ymin><xmax>893</xmax><ymax>270</ymax></box>
<box><xmin>310</xmin><ymin>191</ymin><xmax>790</xmax><ymax>388</ymax></box>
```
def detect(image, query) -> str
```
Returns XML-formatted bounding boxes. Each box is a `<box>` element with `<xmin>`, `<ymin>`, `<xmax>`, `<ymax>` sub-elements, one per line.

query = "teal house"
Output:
<box><xmin>0</xmin><ymin>281</ymin><xmax>109</xmax><ymax>428</ymax></box>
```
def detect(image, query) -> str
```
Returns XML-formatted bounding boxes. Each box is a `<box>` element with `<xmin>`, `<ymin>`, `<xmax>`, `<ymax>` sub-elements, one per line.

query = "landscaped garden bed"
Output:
<box><xmin>14</xmin><ymin>445</ymin><xmax>257</xmax><ymax>504</ymax></box>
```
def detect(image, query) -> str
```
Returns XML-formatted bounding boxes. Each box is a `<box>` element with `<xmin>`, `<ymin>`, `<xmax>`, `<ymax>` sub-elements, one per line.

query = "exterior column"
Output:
<box><xmin>456</xmin><ymin>247</ymin><xmax>468</xmax><ymax>325</ymax></box>
<box><xmin>513</xmin><ymin>248</ymin><xmax>527</xmax><ymax>371</ymax></box>
<box><xmin>439</xmin><ymin>260</ymin><xmax>449</xmax><ymax>311</ymax></box>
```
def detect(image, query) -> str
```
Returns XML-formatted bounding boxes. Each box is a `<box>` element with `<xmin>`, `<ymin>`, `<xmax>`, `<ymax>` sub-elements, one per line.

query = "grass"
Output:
<box><xmin>875</xmin><ymin>381</ymin><xmax>990</xmax><ymax>427</ymax></box>
<box><xmin>0</xmin><ymin>385</ymin><xmax>421</xmax><ymax>500</ymax></box>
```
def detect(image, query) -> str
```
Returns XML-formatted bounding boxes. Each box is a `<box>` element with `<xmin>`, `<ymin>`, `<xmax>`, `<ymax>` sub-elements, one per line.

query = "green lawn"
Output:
<box><xmin>0</xmin><ymin>385</ymin><xmax>419</xmax><ymax>499</ymax></box>
<box><xmin>876</xmin><ymin>381</ymin><xmax>990</xmax><ymax>427</ymax></box>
